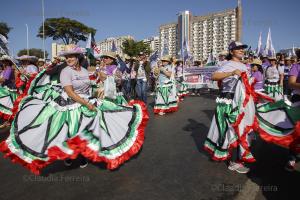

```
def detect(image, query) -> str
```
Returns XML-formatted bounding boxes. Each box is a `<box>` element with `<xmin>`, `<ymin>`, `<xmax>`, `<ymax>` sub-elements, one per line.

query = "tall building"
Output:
<box><xmin>143</xmin><ymin>36</ymin><xmax>160</xmax><ymax>52</ymax></box>
<box><xmin>98</xmin><ymin>35</ymin><xmax>134</xmax><ymax>56</ymax></box>
<box><xmin>191</xmin><ymin>9</ymin><xmax>238</xmax><ymax>60</ymax></box>
<box><xmin>51</xmin><ymin>43</ymin><xmax>66</xmax><ymax>60</ymax></box>
<box><xmin>158</xmin><ymin>0</ymin><xmax>242</xmax><ymax>60</ymax></box>
<box><xmin>159</xmin><ymin>23</ymin><xmax>177</xmax><ymax>56</ymax></box>
<box><xmin>178</xmin><ymin>11</ymin><xmax>192</xmax><ymax>53</ymax></box>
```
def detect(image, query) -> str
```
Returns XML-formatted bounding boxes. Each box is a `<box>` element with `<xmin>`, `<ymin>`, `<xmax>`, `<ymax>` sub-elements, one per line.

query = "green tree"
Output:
<box><xmin>37</xmin><ymin>17</ymin><xmax>96</xmax><ymax>44</ymax></box>
<box><xmin>17</xmin><ymin>48</ymin><xmax>49</xmax><ymax>58</ymax></box>
<box><xmin>122</xmin><ymin>39</ymin><xmax>151</xmax><ymax>57</ymax></box>
<box><xmin>0</xmin><ymin>22</ymin><xmax>12</xmax><ymax>38</ymax></box>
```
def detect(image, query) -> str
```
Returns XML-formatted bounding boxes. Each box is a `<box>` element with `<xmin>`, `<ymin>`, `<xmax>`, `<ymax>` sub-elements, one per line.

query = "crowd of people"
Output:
<box><xmin>0</xmin><ymin>40</ymin><xmax>299</xmax><ymax>175</ymax></box>
<box><xmin>205</xmin><ymin>41</ymin><xmax>300</xmax><ymax>174</ymax></box>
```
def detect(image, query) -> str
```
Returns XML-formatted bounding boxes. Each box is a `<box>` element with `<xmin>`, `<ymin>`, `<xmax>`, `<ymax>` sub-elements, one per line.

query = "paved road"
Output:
<box><xmin>0</xmin><ymin>92</ymin><xmax>299</xmax><ymax>200</ymax></box>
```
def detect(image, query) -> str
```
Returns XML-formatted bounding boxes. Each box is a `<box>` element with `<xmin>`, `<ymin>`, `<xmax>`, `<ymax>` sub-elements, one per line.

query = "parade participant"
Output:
<box><xmin>0</xmin><ymin>55</ymin><xmax>17</xmax><ymax>123</ymax></box>
<box><xmin>283</xmin><ymin>57</ymin><xmax>292</xmax><ymax>95</ymax></box>
<box><xmin>279</xmin><ymin>54</ymin><xmax>285</xmax><ymax>66</ymax></box>
<box><xmin>129</xmin><ymin>57</ymin><xmax>137</xmax><ymax>99</ymax></box>
<box><xmin>217</xmin><ymin>50</ymin><xmax>228</xmax><ymax>67</ymax></box>
<box><xmin>248</xmin><ymin>52</ymin><xmax>254</xmax><ymax>63</ymax></box>
<box><xmin>37</xmin><ymin>58</ymin><xmax>46</xmax><ymax>71</ymax></box>
<box><xmin>134</xmin><ymin>52</ymin><xmax>151</xmax><ymax>103</ymax></box>
<box><xmin>254</xmin><ymin>50</ymin><xmax>300</xmax><ymax>172</ymax></box>
<box><xmin>121</xmin><ymin>55</ymin><xmax>132</xmax><ymax>100</ymax></box>
<box><xmin>193</xmin><ymin>60</ymin><xmax>202</xmax><ymax>67</ymax></box>
<box><xmin>0</xmin><ymin>55</ymin><xmax>40</xmax><ymax>123</ymax></box>
<box><xmin>261</xmin><ymin>55</ymin><xmax>270</xmax><ymax>68</ymax></box>
<box><xmin>191</xmin><ymin>60</ymin><xmax>202</xmax><ymax>96</ymax></box>
<box><xmin>264</xmin><ymin>56</ymin><xmax>284</xmax><ymax>99</ymax></box>
<box><xmin>98</xmin><ymin>52</ymin><xmax>127</xmax><ymax>105</ymax></box>
<box><xmin>243</xmin><ymin>56</ymin><xmax>252</xmax><ymax>72</ymax></box>
<box><xmin>175</xmin><ymin>58</ymin><xmax>188</xmax><ymax>100</ymax></box>
<box><xmin>284</xmin><ymin>50</ymin><xmax>300</xmax><ymax>171</ymax></box>
<box><xmin>0</xmin><ymin>55</ymin><xmax>15</xmax><ymax>88</ymax></box>
<box><xmin>204</xmin><ymin>41</ymin><xmax>252</xmax><ymax>174</ymax></box>
<box><xmin>250</xmin><ymin>59</ymin><xmax>264</xmax><ymax>92</ymax></box>
<box><xmin>0</xmin><ymin>44</ymin><xmax>149</xmax><ymax>175</ymax></box>
<box><xmin>154</xmin><ymin>56</ymin><xmax>178</xmax><ymax>116</ymax></box>
<box><xmin>17</xmin><ymin>55</ymin><xmax>39</xmax><ymax>75</ymax></box>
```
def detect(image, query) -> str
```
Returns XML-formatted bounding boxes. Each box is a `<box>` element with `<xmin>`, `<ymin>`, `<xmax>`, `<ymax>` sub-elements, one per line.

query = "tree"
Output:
<box><xmin>17</xmin><ymin>48</ymin><xmax>49</xmax><ymax>58</ymax></box>
<box><xmin>0</xmin><ymin>22</ymin><xmax>12</xmax><ymax>38</ymax></box>
<box><xmin>37</xmin><ymin>17</ymin><xmax>96</xmax><ymax>44</ymax></box>
<box><xmin>122</xmin><ymin>39</ymin><xmax>151</xmax><ymax>57</ymax></box>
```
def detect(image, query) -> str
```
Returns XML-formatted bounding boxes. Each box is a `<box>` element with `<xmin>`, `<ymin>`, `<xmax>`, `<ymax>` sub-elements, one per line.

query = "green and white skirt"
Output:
<box><xmin>154</xmin><ymin>81</ymin><xmax>178</xmax><ymax>114</ymax></box>
<box><xmin>0</xmin><ymin>72</ymin><xmax>149</xmax><ymax>175</ymax></box>
<box><xmin>256</xmin><ymin>98</ymin><xmax>300</xmax><ymax>152</ymax></box>
<box><xmin>0</xmin><ymin>86</ymin><xmax>18</xmax><ymax>120</ymax></box>
<box><xmin>204</xmin><ymin>76</ymin><xmax>257</xmax><ymax>163</ymax></box>
<box><xmin>176</xmin><ymin>77</ymin><xmax>188</xmax><ymax>99</ymax></box>
<box><xmin>264</xmin><ymin>80</ymin><xmax>283</xmax><ymax>100</ymax></box>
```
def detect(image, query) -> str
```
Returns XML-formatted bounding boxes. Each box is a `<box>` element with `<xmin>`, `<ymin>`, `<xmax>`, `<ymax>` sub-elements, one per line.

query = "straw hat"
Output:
<box><xmin>268</xmin><ymin>56</ymin><xmax>277</xmax><ymax>61</ymax></box>
<box><xmin>251</xmin><ymin>59</ymin><xmax>262</xmax><ymax>66</ymax></box>
<box><xmin>284</xmin><ymin>57</ymin><xmax>291</xmax><ymax>61</ymax></box>
<box><xmin>100</xmin><ymin>51</ymin><xmax>117</xmax><ymax>60</ymax></box>
<box><xmin>160</xmin><ymin>55</ymin><xmax>172</xmax><ymax>62</ymax></box>
<box><xmin>38</xmin><ymin>58</ymin><xmax>45</xmax><ymax>63</ymax></box>
<box><xmin>219</xmin><ymin>50</ymin><xmax>228</xmax><ymax>56</ymax></box>
<box><xmin>16</xmin><ymin>55</ymin><xmax>38</xmax><ymax>61</ymax></box>
<box><xmin>0</xmin><ymin>55</ymin><xmax>13</xmax><ymax>62</ymax></box>
<box><xmin>124</xmin><ymin>54</ymin><xmax>131</xmax><ymax>60</ymax></box>
<box><xmin>59</xmin><ymin>44</ymin><xmax>85</xmax><ymax>56</ymax></box>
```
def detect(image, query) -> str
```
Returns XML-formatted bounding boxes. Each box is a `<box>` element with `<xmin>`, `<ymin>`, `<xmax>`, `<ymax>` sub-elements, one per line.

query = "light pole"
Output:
<box><xmin>25</xmin><ymin>24</ymin><xmax>29</xmax><ymax>55</ymax></box>
<box><xmin>42</xmin><ymin>0</ymin><xmax>46</xmax><ymax>59</ymax></box>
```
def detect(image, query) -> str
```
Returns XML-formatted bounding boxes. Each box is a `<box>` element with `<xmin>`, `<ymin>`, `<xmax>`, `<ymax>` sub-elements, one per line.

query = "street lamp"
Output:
<box><xmin>25</xmin><ymin>24</ymin><xmax>29</xmax><ymax>55</ymax></box>
<box><xmin>42</xmin><ymin>0</ymin><xmax>46</xmax><ymax>59</ymax></box>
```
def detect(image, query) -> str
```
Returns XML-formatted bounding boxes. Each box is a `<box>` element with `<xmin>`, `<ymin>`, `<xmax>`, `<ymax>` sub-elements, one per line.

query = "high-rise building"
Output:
<box><xmin>191</xmin><ymin>9</ymin><xmax>238</xmax><ymax>61</ymax></box>
<box><xmin>158</xmin><ymin>0</ymin><xmax>242</xmax><ymax>61</ymax></box>
<box><xmin>143</xmin><ymin>36</ymin><xmax>160</xmax><ymax>52</ymax></box>
<box><xmin>98</xmin><ymin>35</ymin><xmax>134</xmax><ymax>56</ymax></box>
<box><xmin>178</xmin><ymin>11</ymin><xmax>192</xmax><ymax>53</ymax></box>
<box><xmin>51</xmin><ymin>43</ymin><xmax>66</xmax><ymax>60</ymax></box>
<box><xmin>159</xmin><ymin>23</ymin><xmax>177</xmax><ymax>56</ymax></box>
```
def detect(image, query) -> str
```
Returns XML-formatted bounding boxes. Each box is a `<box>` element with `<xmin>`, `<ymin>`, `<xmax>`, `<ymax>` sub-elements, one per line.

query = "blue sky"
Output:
<box><xmin>2</xmin><ymin>0</ymin><xmax>300</xmax><ymax>57</ymax></box>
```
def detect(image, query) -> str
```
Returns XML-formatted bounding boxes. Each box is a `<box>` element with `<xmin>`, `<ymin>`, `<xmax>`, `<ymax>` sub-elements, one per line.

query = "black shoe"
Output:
<box><xmin>64</xmin><ymin>159</ymin><xmax>72</xmax><ymax>167</ymax></box>
<box><xmin>80</xmin><ymin>158</ymin><xmax>88</xmax><ymax>168</ymax></box>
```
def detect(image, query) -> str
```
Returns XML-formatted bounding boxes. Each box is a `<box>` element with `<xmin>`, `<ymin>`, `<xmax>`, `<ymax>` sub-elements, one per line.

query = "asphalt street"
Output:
<box><xmin>0</xmin><ymin>91</ymin><xmax>299</xmax><ymax>200</ymax></box>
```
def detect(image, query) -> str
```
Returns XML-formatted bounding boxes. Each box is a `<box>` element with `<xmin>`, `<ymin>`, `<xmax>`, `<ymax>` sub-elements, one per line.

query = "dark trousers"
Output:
<box><xmin>136</xmin><ymin>79</ymin><xmax>147</xmax><ymax>103</ymax></box>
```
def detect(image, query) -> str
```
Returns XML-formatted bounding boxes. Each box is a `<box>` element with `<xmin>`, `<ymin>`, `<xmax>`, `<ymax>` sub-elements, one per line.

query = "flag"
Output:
<box><xmin>246</xmin><ymin>46</ymin><xmax>252</xmax><ymax>57</ymax></box>
<box><xmin>182</xmin><ymin>40</ymin><xmax>193</xmax><ymax>64</ymax></box>
<box><xmin>205</xmin><ymin>50</ymin><xmax>215</xmax><ymax>66</ymax></box>
<box><xmin>0</xmin><ymin>34</ymin><xmax>9</xmax><ymax>55</ymax></box>
<box><xmin>264</xmin><ymin>28</ymin><xmax>276</xmax><ymax>57</ymax></box>
<box><xmin>85</xmin><ymin>33</ymin><xmax>101</xmax><ymax>58</ymax></box>
<box><xmin>161</xmin><ymin>35</ymin><xmax>169</xmax><ymax>57</ymax></box>
<box><xmin>292</xmin><ymin>44</ymin><xmax>296</xmax><ymax>57</ymax></box>
<box><xmin>116</xmin><ymin>56</ymin><xmax>127</xmax><ymax>73</ymax></box>
<box><xmin>149</xmin><ymin>50</ymin><xmax>159</xmax><ymax>62</ymax></box>
<box><xmin>149</xmin><ymin>50</ymin><xmax>159</xmax><ymax>68</ymax></box>
<box><xmin>111</xmin><ymin>40</ymin><xmax>117</xmax><ymax>52</ymax></box>
<box><xmin>182</xmin><ymin>40</ymin><xmax>189</xmax><ymax>62</ymax></box>
<box><xmin>256</xmin><ymin>32</ymin><xmax>263</xmax><ymax>56</ymax></box>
